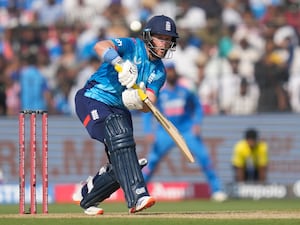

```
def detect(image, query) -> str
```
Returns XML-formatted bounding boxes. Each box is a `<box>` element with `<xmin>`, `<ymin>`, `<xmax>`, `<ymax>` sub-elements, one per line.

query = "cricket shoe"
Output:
<box><xmin>211</xmin><ymin>191</ymin><xmax>228</xmax><ymax>202</ymax></box>
<box><xmin>129</xmin><ymin>196</ymin><xmax>156</xmax><ymax>213</ymax></box>
<box><xmin>72</xmin><ymin>176</ymin><xmax>93</xmax><ymax>204</ymax></box>
<box><xmin>72</xmin><ymin>177</ymin><xmax>104</xmax><ymax>215</ymax></box>
<box><xmin>84</xmin><ymin>206</ymin><xmax>104</xmax><ymax>215</ymax></box>
<box><xmin>72</xmin><ymin>158</ymin><xmax>148</xmax><ymax>204</ymax></box>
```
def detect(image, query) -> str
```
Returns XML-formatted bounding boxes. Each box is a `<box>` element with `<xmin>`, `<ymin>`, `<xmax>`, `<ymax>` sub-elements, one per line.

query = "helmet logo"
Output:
<box><xmin>165</xmin><ymin>21</ymin><xmax>171</xmax><ymax>32</ymax></box>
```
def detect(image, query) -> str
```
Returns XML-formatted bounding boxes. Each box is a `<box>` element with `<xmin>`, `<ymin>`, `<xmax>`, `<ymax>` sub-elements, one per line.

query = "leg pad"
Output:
<box><xmin>104</xmin><ymin>114</ymin><xmax>149</xmax><ymax>208</ymax></box>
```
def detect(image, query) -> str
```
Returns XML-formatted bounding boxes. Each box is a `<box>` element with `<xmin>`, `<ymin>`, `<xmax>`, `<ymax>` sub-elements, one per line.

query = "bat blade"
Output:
<box><xmin>144</xmin><ymin>98</ymin><xmax>195</xmax><ymax>163</ymax></box>
<box><xmin>114</xmin><ymin>64</ymin><xmax>194</xmax><ymax>162</ymax></box>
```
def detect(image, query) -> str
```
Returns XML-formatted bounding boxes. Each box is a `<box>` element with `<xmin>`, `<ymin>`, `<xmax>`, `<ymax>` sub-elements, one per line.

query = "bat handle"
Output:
<box><xmin>114</xmin><ymin>64</ymin><xmax>148</xmax><ymax>101</ymax></box>
<box><xmin>132</xmin><ymin>84</ymin><xmax>147</xmax><ymax>101</ymax></box>
<box><xmin>114</xmin><ymin>64</ymin><xmax>122</xmax><ymax>73</ymax></box>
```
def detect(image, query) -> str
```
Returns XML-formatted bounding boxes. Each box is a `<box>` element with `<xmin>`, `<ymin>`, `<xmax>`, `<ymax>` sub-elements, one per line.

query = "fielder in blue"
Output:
<box><xmin>142</xmin><ymin>62</ymin><xmax>228</xmax><ymax>202</ymax></box>
<box><xmin>72</xmin><ymin>15</ymin><xmax>179</xmax><ymax>215</ymax></box>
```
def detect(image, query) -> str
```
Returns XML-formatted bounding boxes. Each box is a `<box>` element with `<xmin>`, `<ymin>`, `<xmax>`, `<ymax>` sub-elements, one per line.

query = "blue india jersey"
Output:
<box><xmin>20</xmin><ymin>65</ymin><xmax>49</xmax><ymax>110</ymax></box>
<box><xmin>144</xmin><ymin>84</ymin><xmax>204</xmax><ymax>133</ymax></box>
<box><xmin>84</xmin><ymin>37</ymin><xmax>166</xmax><ymax>108</ymax></box>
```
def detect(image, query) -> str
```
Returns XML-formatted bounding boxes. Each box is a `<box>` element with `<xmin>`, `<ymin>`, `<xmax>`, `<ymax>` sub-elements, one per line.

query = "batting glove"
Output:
<box><xmin>118</xmin><ymin>60</ymin><xmax>138</xmax><ymax>88</ymax></box>
<box><xmin>122</xmin><ymin>82</ymin><xmax>145</xmax><ymax>110</ymax></box>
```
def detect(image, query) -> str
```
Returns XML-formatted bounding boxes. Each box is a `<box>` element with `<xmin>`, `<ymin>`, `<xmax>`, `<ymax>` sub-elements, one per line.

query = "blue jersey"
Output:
<box><xmin>20</xmin><ymin>65</ymin><xmax>49</xmax><ymax>110</ymax></box>
<box><xmin>142</xmin><ymin>83</ymin><xmax>224</xmax><ymax>194</ymax></box>
<box><xmin>84</xmin><ymin>37</ymin><xmax>166</xmax><ymax>108</ymax></box>
<box><xmin>145</xmin><ymin>83</ymin><xmax>203</xmax><ymax>133</ymax></box>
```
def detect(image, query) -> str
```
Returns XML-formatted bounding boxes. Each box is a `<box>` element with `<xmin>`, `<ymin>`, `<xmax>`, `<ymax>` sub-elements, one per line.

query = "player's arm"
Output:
<box><xmin>232</xmin><ymin>144</ymin><xmax>246</xmax><ymax>182</ymax></box>
<box><xmin>190</xmin><ymin>91</ymin><xmax>203</xmax><ymax>136</ymax></box>
<box><xmin>122</xmin><ymin>67</ymin><xmax>162</xmax><ymax>113</ymax></box>
<box><xmin>257</xmin><ymin>142</ymin><xmax>268</xmax><ymax>182</ymax></box>
<box><xmin>258</xmin><ymin>166</ymin><xmax>267</xmax><ymax>182</ymax></box>
<box><xmin>145</xmin><ymin>89</ymin><xmax>157</xmax><ymax>109</ymax></box>
<box><xmin>234</xmin><ymin>166</ymin><xmax>246</xmax><ymax>182</ymax></box>
<box><xmin>95</xmin><ymin>39</ymin><xmax>138</xmax><ymax>89</ymax></box>
<box><xmin>94</xmin><ymin>40</ymin><xmax>116</xmax><ymax>59</ymax></box>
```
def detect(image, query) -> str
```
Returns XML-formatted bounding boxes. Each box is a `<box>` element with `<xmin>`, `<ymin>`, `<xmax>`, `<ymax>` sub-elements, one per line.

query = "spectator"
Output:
<box><xmin>19</xmin><ymin>54</ymin><xmax>53</xmax><ymax>112</ymax></box>
<box><xmin>254</xmin><ymin>38</ymin><xmax>290</xmax><ymax>113</ymax></box>
<box><xmin>176</xmin><ymin>1</ymin><xmax>207</xmax><ymax>31</ymax></box>
<box><xmin>142</xmin><ymin>62</ymin><xmax>227</xmax><ymax>202</ymax></box>
<box><xmin>231</xmin><ymin>128</ymin><xmax>268</xmax><ymax>183</ymax></box>
<box><xmin>172</xmin><ymin>28</ymin><xmax>202</xmax><ymax>85</ymax></box>
<box><xmin>35</xmin><ymin>0</ymin><xmax>64</xmax><ymax>26</ymax></box>
<box><xmin>218</xmin><ymin>51</ymin><xmax>243</xmax><ymax>114</ymax></box>
<box><xmin>284</xmin><ymin>0</ymin><xmax>300</xmax><ymax>36</ymax></box>
<box><xmin>0</xmin><ymin>29</ymin><xmax>14</xmax><ymax>61</ymax></box>
<box><xmin>0</xmin><ymin>168</ymin><xmax>3</xmax><ymax>184</ymax></box>
<box><xmin>0</xmin><ymin>0</ymin><xmax>299</xmax><ymax>116</ymax></box>
<box><xmin>196</xmin><ymin>52</ymin><xmax>219</xmax><ymax>115</ymax></box>
<box><xmin>58</xmin><ymin>39</ymin><xmax>77</xmax><ymax>69</ymax></box>
<box><xmin>62</xmin><ymin>0</ymin><xmax>100</xmax><ymax>25</ymax></box>
<box><xmin>229</xmin><ymin>77</ymin><xmax>259</xmax><ymax>115</ymax></box>
<box><xmin>218</xmin><ymin>50</ymin><xmax>259</xmax><ymax>114</ymax></box>
<box><xmin>4</xmin><ymin>57</ymin><xmax>20</xmax><ymax>116</ymax></box>
<box><xmin>52</xmin><ymin>65</ymin><xmax>73</xmax><ymax>115</ymax></box>
<box><xmin>68</xmin><ymin>56</ymin><xmax>101</xmax><ymax>115</ymax></box>
<box><xmin>221</xmin><ymin>0</ymin><xmax>243</xmax><ymax>27</ymax></box>
<box><xmin>288</xmin><ymin>74</ymin><xmax>300</xmax><ymax>113</ymax></box>
<box><xmin>0</xmin><ymin>55</ymin><xmax>6</xmax><ymax>115</ymax></box>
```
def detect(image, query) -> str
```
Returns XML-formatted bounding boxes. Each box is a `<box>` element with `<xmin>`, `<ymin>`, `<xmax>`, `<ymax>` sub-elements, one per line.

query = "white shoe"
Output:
<box><xmin>84</xmin><ymin>206</ymin><xmax>104</xmax><ymax>215</ymax></box>
<box><xmin>72</xmin><ymin>176</ymin><xmax>93</xmax><ymax>204</ymax></box>
<box><xmin>211</xmin><ymin>191</ymin><xmax>228</xmax><ymax>202</ymax></box>
<box><xmin>129</xmin><ymin>196</ymin><xmax>155</xmax><ymax>213</ymax></box>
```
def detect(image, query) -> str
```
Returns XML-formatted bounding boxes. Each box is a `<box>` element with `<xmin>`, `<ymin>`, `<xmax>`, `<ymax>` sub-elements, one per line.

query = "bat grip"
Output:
<box><xmin>114</xmin><ymin>64</ymin><xmax>148</xmax><ymax>101</ymax></box>
<box><xmin>132</xmin><ymin>84</ymin><xmax>147</xmax><ymax>101</ymax></box>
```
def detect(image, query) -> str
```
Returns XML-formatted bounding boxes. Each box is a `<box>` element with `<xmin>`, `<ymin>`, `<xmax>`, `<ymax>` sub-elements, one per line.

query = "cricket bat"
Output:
<box><xmin>115</xmin><ymin>64</ymin><xmax>195</xmax><ymax>163</ymax></box>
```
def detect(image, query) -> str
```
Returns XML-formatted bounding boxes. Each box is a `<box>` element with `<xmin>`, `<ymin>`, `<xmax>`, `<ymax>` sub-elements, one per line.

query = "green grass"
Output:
<box><xmin>0</xmin><ymin>199</ymin><xmax>300</xmax><ymax>225</ymax></box>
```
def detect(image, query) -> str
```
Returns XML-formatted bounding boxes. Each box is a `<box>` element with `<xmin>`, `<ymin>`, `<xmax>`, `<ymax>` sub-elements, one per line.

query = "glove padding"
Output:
<box><xmin>122</xmin><ymin>82</ymin><xmax>145</xmax><ymax>110</ymax></box>
<box><xmin>118</xmin><ymin>60</ymin><xmax>138</xmax><ymax>88</ymax></box>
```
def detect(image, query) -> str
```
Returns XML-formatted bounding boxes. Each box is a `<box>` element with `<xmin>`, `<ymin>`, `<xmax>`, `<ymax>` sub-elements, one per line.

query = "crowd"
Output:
<box><xmin>0</xmin><ymin>0</ymin><xmax>300</xmax><ymax>116</ymax></box>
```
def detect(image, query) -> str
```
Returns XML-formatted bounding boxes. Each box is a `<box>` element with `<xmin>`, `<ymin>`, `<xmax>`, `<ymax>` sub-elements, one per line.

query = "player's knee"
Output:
<box><xmin>104</xmin><ymin>114</ymin><xmax>135</xmax><ymax>153</ymax></box>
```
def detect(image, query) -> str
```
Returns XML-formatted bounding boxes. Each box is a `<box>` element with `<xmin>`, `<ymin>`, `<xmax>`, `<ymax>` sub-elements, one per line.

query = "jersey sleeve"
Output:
<box><xmin>146</xmin><ymin>63</ymin><xmax>166</xmax><ymax>97</ymax></box>
<box><xmin>232</xmin><ymin>141</ymin><xmax>245</xmax><ymax>168</ymax></box>
<box><xmin>111</xmin><ymin>37</ymin><xmax>135</xmax><ymax>57</ymax></box>
<box><xmin>257</xmin><ymin>142</ymin><xmax>268</xmax><ymax>167</ymax></box>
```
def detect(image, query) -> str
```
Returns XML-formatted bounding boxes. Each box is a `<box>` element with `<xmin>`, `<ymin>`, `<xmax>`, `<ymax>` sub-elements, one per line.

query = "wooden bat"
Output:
<box><xmin>115</xmin><ymin>64</ymin><xmax>195</xmax><ymax>163</ymax></box>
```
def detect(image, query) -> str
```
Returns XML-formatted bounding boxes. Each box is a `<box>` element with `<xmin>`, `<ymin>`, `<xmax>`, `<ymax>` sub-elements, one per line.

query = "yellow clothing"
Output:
<box><xmin>232</xmin><ymin>140</ymin><xmax>268</xmax><ymax>168</ymax></box>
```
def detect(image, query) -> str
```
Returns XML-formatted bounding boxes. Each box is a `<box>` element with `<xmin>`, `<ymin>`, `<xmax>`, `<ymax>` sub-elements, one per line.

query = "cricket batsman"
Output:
<box><xmin>72</xmin><ymin>15</ymin><xmax>179</xmax><ymax>215</ymax></box>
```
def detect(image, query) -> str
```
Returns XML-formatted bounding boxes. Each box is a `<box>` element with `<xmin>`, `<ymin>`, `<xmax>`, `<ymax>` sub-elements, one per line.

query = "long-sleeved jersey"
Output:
<box><xmin>83</xmin><ymin>37</ymin><xmax>166</xmax><ymax>108</ymax></box>
<box><xmin>144</xmin><ymin>83</ymin><xmax>204</xmax><ymax>133</ymax></box>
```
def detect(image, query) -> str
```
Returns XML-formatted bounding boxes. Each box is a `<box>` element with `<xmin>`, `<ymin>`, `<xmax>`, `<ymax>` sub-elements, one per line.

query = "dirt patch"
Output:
<box><xmin>1</xmin><ymin>211</ymin><xmax>300</xmax><ymax>219</ymax></box>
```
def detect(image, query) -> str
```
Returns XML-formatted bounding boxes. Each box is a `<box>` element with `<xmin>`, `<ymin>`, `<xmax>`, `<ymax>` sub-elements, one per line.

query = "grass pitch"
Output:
<box><xmin>0</xmin><ymin>199</ymin><xmax>300</xmax><ymax>225</ymax></box>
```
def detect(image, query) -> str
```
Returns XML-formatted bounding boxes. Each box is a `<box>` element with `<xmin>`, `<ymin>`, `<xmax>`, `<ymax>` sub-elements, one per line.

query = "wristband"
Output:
<box><xmin>102</xmin><ymin>47</ymin><xmax>122</xmax><ymax>65</ymax></box>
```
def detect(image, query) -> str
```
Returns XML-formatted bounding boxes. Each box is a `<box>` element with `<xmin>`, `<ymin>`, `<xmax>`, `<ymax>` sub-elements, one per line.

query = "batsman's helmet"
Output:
<box><xmin>143</xmin><ymin>15</ymin><xmax>178</xmax><ymax>39</ymax></box>
<box><xmin>142</xmin><ymin>15</ymin><xmax>179</xmax><ymax>59</ymax></box>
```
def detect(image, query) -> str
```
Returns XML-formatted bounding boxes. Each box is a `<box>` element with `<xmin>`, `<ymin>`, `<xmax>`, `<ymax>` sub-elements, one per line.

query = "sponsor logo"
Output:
<box><xmin>165</xmin><ymin>21</ymin><xmax>171</xmax><ymax>31</ymax></box>
<box><xmin>133</xmin><ymin>56</ymin><xmax>141</xmax><ymax>65</ymax></box>
<box><xmin>91</xmin><ymin>110</ymin><xmax>99</xmax><ymax>120</ymax></box>
<box><xmin>148</xmin><ymin>72</ymin><xmax>155</xmax><ymax>84</ymax></box>
<box><xmin>293</xmin><ymin>180</ymin><xmax>300</xmax><ymax>197</ymax></box>
<box><xmin>135</xmin><ymin>187</ymin><xmax>146</xmax><ymax>195</ymax></box>
<box><xmin>114</xmin><ymin>38</ymin><xmax>122</xmax><ymax>47</ymax></box>
<box><xmin>229</xmin><ymin>183</ymin><xmax>287</xmax><ymax>200</ymax></box>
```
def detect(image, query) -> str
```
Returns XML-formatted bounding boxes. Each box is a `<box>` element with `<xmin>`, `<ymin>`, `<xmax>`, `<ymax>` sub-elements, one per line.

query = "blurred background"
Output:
<box><xmin>0</xmin><ymin>0</ymin><xmax>299</xmax><ymax>204</ymax></box>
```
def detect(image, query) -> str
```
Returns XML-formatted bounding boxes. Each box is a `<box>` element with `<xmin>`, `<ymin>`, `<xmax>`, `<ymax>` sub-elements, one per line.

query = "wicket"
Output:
<box><xmin>19</xmin><ymin>110</ymin><xmax>48</xmax><ymax>214</ymax></box>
